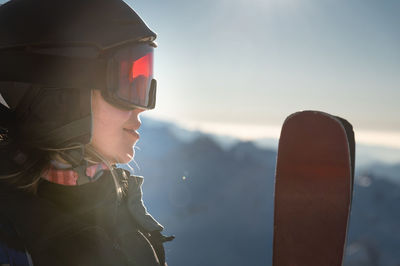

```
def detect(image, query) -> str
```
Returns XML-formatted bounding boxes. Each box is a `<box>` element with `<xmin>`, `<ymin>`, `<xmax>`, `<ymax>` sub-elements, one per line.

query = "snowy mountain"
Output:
<box><xmin>129</xmin><ymin>117</ymin><xmax>400</xmax><ymax>266</ymax></box>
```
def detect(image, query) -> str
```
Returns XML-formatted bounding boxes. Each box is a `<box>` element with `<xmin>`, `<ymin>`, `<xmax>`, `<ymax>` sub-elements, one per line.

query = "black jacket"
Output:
<box><xmin>0</xmin><ymin>169</ymin><xmax>168</xmax><ymax>266</ymax></box>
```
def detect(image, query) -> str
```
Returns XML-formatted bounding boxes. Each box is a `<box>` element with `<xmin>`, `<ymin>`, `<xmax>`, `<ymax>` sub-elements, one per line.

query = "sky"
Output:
<box><xmin>0</xmin><ymin>0</ymin><xmax>399</xmax><ymax>148</ymax></box>
<box><xmin>128</xmin><ymin>0</ymin><xmax>400</xmax><ymax>148</ymax></box>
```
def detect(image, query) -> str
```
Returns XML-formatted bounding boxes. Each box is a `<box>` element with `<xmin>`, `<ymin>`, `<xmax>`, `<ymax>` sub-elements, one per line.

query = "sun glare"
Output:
<box><xmin>356</xmin><ymin>130</ymin><xmax>400</xmax><ymax>149</ymax></box>
<box><xmin>174</xmin><ymin>119</ymin><xmax>400</xmax><ymax>150</ymax></box>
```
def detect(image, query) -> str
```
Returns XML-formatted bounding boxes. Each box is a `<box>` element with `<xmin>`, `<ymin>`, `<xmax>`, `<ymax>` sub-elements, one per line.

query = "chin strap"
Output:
<box><xmin>58</xmin><ymin>143</ymin><xmax>86</xmax><ymax>167</ymax></box>
<box><xmin>58</xmin><ymin>143</ymin><xmax>92</xmax><ymax>185</ymax></box>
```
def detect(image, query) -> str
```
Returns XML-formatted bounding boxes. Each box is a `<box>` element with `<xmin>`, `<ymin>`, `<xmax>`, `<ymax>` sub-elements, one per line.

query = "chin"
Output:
<box><xmin>118</xmin><ymin>157</ymin><xmax>132</xmax><ymax>164</ymax></box>
<box><xmin>117</xmin><ymin>148</ymin><xmax>135</xmax><ymax>164</ymax></box>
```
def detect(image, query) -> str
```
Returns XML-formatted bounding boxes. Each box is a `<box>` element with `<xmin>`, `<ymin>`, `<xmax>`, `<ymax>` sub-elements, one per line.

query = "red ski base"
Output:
<box><xmin>273</xmin><ymin>111</ymin><xmax>354</xmax><ymax>266</ymax></box>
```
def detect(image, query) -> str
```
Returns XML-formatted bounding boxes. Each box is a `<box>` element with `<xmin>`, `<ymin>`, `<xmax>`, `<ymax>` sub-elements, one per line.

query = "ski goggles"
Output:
<box><xmin>0</xmin><ymin>42</ymin><xmax>157</xmax><ymax>110</ymax></box>
<box><xmin>101</xmin><ymin>43</ymin><xmax>157</xmax><ymax>110</ymax></box>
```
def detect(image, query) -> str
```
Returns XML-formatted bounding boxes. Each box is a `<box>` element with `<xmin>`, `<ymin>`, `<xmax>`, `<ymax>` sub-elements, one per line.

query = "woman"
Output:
<box><xmin>0</xmin><ymin>0</ymin><xmax>173</xmax><ymax>265</ymax></box>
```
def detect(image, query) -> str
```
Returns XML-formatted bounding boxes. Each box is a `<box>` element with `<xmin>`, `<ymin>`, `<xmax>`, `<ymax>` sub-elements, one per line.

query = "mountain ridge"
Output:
<box><xmin>131</xmin><ymin>117</ymin><xmax>400</xmax><ymax>266</ymax></box>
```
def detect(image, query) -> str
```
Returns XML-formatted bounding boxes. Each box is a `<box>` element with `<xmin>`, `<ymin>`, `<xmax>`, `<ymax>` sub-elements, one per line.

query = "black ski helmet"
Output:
<box><xmin>0</xmin><ymin>0</ymin><xmax>157</xmax><ymax>150</ymax></box>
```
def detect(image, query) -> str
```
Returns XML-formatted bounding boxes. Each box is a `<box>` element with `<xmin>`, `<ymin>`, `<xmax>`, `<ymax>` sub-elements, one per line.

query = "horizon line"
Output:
<box><xmin>145</xmin><ymin>114</ymin><xmax>400</xmax><ymax>150</ymax></box>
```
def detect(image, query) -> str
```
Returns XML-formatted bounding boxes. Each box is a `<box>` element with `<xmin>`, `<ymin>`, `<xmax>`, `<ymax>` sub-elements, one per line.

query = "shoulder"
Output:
<box><xmin>0</xmin><ymin>188</ymin><xmax>35</xmax><ymax>265</ymax></box>
<box><xmin>131</xmin><ymin>175</ymin><xmax>144</xmax><ymax>185</ymax></box>
<box><xmin>0</xmin><ymin>186</ymin><xmax>131</xmax><ymax>265</ymax></box>
<box><xmin>113</xmin><ymin>167</ymin><xmax>144</xmax><ymax>187</ymax></box>
<box><xmin>0</xmin><ymin>218</ymin><xmax>33</xmax><ymax>266</ymax></box>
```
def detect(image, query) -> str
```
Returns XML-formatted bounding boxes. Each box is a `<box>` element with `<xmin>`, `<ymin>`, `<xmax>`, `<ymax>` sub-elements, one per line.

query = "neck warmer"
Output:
<box><xmin>41</xmin><ymin>161</ymin><xmax>109</xmax><ymax>186</ymax></box>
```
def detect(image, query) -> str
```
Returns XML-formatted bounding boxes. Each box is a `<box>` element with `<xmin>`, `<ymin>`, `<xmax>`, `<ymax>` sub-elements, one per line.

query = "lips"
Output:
<box><xmin>123</xmin><ymin>127</ymin><xmax>138</xmax><ymax>132</ymax></box>
<box><xmin>123</xmin><ymin>128</ymin><xmax>140</xmax><ymax>139</ymax></box>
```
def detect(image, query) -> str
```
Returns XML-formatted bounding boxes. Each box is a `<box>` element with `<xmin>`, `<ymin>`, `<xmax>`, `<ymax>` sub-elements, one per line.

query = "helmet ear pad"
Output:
<box><xmin>16</xmin><ymin>86</ymin><xmax>92</xmax><ymax>148</ymax></box>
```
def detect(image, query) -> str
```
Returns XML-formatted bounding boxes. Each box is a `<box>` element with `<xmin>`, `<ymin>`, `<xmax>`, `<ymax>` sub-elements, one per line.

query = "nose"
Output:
<box><xmin>132</xmin><ymin>107</ymin><xmax>145</xmax><ymax>118</ymax></box>
<box><xmin>127</xmin><ymin>107</ymin><xmax>145</xmax><ymax>127</ymax></box>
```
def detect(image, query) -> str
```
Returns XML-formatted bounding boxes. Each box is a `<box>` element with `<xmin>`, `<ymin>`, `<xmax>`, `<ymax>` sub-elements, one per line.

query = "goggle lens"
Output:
<box><xmin>117</xmin><ymin>52</ymin><xmax>153</xmax><ymax>107</ymax></box>
<box><xmin>107</xmin><ymin>44</ymin><xmax>156</xmax><ymax>110</ymax></box>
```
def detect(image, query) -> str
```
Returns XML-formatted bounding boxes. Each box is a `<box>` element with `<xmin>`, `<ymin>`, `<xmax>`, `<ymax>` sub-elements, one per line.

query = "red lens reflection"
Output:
<box><xmin>117</xmin><ymin>51</ymin><xmax>153</xmax><ymax>107</ymax></box>
<box><xmin>131</xmin><ymin>53</ymin><xmax>153</xmax><ymax>79</ymax></box>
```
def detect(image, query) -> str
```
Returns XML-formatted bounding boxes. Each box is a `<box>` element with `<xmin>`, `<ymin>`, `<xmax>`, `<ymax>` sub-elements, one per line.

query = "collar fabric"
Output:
<box><xmin>42</xmin><ymin>162</ymin><xmax>109</xmax><ymax>186</ymax></box>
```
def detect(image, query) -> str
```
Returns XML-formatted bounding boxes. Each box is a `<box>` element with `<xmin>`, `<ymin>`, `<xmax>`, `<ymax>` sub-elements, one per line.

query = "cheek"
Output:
<box><xmin>93</xmin><ymin>109</ymin><xmax>128</xmax><ymax>135</ymax></box>
<box><xmin>92</xmin><ymin>94</ymin><xmax>131</xmax><ymax>136</ymax></box>
<box><xmin>91</xmin><ymin>91</ymin><xmax>133</xmax><ymax>161</ymax></box>
<box><xmin>92</xmin><ymin>110</ymin><xmax>129</xmax><ymax>144</ymax></box>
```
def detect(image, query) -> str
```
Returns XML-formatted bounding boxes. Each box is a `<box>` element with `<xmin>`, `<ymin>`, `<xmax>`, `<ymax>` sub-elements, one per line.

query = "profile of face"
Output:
<box><xmin>90</xmin><ymin>90</ymin><xmax>145</xmax><ymax>164</ymax></box>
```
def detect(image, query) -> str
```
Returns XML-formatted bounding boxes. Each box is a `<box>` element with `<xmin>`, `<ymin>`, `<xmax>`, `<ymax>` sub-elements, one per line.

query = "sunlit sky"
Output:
<box><xmin>129</xmin><ymin>0</ymin><xmax>400</xmax><ymax>148</ymax></box>
<box><xmin>1</xmin><ymin>0</ymin><xmax>399</xmax><ymax>147</ymax></box>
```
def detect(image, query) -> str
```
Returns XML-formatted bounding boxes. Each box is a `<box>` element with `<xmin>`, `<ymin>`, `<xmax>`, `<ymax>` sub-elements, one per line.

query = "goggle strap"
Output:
<box><xmin>0</xmin><ymin>51</ymin><xmax>107</xmax><ymax>91</ymax></box>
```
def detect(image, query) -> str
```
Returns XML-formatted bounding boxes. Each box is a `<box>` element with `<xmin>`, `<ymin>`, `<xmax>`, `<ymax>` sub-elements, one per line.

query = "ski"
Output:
<box><xmin>273</xmin><ymin>110</ymin><xmax>355</xmax><ymax>266</ymax></box>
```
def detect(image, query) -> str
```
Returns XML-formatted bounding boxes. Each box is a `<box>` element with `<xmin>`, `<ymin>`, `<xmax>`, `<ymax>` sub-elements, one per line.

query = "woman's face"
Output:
<box><xmin>90</xmin><ymin>90</ymin><xmax>145</xmax><ymax>164</ymax></box>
